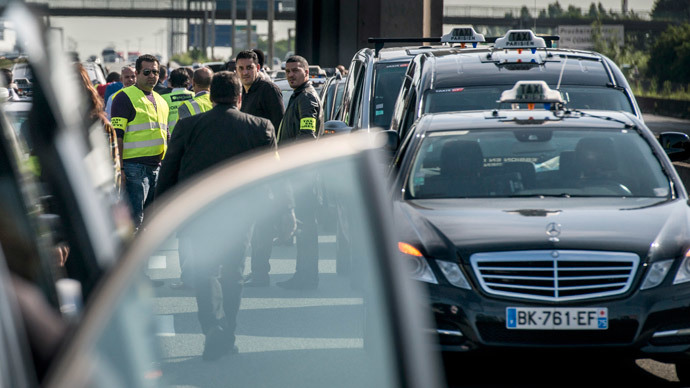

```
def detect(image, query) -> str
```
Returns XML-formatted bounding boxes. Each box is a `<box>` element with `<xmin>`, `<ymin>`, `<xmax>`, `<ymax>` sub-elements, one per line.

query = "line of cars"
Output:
<box><xmin>0</xmin><ymin>3</ymin><xmax>448</xmax><ymax>387</ymax></box>
<box><xmin>329</xmin><ymin>27</ymin><xmax>690</xmax><ymax>380</ymax></box>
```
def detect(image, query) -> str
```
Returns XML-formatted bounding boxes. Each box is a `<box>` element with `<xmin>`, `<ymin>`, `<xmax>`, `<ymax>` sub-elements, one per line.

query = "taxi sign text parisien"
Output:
<box><xmin>507</xmin><ymin>32</ymin><xmax>534</xmax><ymax>47</ymax></box>
<box><xmin>517</xmin><ymin>83</ymin><xmax>544</xmax><ymax>101</ymax></box>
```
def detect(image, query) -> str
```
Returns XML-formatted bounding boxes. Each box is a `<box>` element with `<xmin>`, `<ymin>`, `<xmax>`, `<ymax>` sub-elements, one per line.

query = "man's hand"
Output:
<box><xmin>274</xmin><ymin>208</ymin><xmax>297</xmax><ymax>245</ymax></box>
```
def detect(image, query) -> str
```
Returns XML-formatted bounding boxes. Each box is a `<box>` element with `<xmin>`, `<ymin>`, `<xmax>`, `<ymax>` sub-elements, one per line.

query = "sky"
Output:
<box><xmin>45</xmin><ymin>0</ymin><xmax>656</xmax><ymax>64</ymax></box>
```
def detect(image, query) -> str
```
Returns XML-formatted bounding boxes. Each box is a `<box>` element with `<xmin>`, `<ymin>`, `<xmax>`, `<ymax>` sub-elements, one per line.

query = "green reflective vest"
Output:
<box><xmin>181</xmin><ymin>92</ymin><xmax>212</xmax><ymax>118</ymax></box>
<box><xmin>120</xmin><ymin>86</ymin><xmax>169</xmax><ymax>160</ymax></box>
<box><xmin>162</xmin><ymin>88</ymin><xmax>194</xmax><ymax>132</ymax></box>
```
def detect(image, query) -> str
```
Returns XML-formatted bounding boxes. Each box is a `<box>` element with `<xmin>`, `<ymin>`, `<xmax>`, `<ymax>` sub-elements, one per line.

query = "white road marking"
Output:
<box><xmin>148</xmin><ymin>255</ymin><xmax>167</xmax><ymax>269</ymax></box>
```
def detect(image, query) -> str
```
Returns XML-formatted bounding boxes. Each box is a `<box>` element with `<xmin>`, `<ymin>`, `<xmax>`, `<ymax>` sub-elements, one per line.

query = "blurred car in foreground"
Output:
<box><xmin>388</xmin><ymin>81</ymin><xmax>690</xmax><ymax>381</ymax></box>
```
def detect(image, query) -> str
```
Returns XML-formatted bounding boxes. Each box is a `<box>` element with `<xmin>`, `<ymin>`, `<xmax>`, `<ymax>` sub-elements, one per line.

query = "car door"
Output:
<box><xmin>42</xmin><ymin>136</ymin><xmax>445</xmax><ymax>388</ymax></box>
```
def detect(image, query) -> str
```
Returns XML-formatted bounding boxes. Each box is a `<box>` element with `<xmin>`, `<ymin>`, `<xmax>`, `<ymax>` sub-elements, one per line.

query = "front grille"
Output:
<box><xmin>470</xmin><ymin>250</ymin><xmax>639</xmax><ymax>302</ymax></box>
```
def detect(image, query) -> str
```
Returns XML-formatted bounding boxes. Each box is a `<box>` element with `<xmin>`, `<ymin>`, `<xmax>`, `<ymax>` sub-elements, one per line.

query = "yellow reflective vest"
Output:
<box><xmin>113</xmin><ymin>86</ymin><xmax>169</xmax><ymax>160</ymax></box>
<box><xmin>162</xmin><ymin>88</ymin><xmax>194</xmax><ymax>132</ymax></box>
<box><xmin>180</xmin><ymin>92</ymin><xmax>212</xmax><ymax>118</ymax></box>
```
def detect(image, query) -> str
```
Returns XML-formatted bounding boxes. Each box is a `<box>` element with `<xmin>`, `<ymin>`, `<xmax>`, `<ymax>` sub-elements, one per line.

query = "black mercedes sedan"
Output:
<box><xmin>387</xmin><ymin>83</ymin><xmax>690</xmax><ymax>381</ymax></box>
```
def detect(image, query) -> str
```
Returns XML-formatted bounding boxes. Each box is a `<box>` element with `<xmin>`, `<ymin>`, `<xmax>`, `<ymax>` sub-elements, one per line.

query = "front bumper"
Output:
<box><xmin>428</xmin><ymin>281</ymin><xmax>690</xmax><ymax>361</ymax></box>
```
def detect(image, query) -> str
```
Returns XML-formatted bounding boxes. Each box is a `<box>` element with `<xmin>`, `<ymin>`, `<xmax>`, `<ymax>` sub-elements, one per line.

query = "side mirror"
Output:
<box><xmin>375</xmin><ymin>130</ymin><xmax>400</xmax><ymax>153</ymax></box>
<box><xmin>659</xmin><ymin>132</ymin><xmax>690</xmax><ymax>162</ymax></box>
<box><xmin>324</xmin><ymin>120</ymin><xmax>352</xmax><ymax>135</ymax></box>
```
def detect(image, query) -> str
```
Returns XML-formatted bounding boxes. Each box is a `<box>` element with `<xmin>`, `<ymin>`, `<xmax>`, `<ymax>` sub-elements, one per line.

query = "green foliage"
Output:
<box><xmin>171</xmin><ymin>48</ymin><xmax>222</xmax><ymax>66</ymax></box>
<box><xmin>652</xmin><ymin>0</ymin><xmax>690</xmax><ymax>21</ymax></box>
<box><xmin>646</xmin><ymin>23</ymin><xmax>690</xmax><ymax>85</ymax></box>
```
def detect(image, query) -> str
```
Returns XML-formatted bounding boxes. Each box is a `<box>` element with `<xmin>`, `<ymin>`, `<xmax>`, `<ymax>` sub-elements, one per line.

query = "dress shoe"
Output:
<box><xmin>243</xmin><ymin>274</ymin><xmax>269</xmax><ymax>287</ymax></box>
<box><xmin>202</xmin><ymin>326</ymin><xmax>234</xmax><ymax>361</ymax></box>
<box><xmin>276</xmin><ymin>276</ymin><xmax>318</xmax><ymax>290</ymax></box>
<box><xmin>169</xmin><ymin>280</ymin><xmax>190</xmax><ymax>290</ymax></box>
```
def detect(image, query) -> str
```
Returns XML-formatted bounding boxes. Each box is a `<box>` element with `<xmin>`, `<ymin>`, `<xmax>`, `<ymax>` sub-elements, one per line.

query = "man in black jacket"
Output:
<box><xmin>276</xmin><ymin>55</ymin><xmax>324</xmax><ymax>290</ymax></box>
<box><xmin>235</xmin><ymin>50</ymin><xmax>285</xmax><ymax>287</ymax></box>
<box><xmin>157</xmin><ymin>71</ymin><xmax>276</xmax><ymax>361</ymax></box>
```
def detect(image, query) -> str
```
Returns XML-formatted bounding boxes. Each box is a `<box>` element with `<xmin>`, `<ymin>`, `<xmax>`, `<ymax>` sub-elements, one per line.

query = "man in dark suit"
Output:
<box><xmin>157</xmin><ymin>71</ymin><xmax>276</xmax><ymax>361</ymax></box>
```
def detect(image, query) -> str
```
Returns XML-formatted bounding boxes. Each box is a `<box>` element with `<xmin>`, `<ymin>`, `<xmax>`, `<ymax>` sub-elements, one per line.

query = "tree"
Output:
<box><xmin>564</xmin><ymin>5</ymin><xmax>583</xmax><ymax>18</ymax></box>
<box><xmin>652</xmin><ymin>0</ymin><xmax>690</xmax><ymax>20</ymax></box>
<box><xmin>548</xmin><ymin>1</ymin><xmax>564</xmax><ymax>17</ymax></box>
<box><xmin>646</xmin><ymin>23</ymin><xmax>690</xmax><ymax>85</ymax></box>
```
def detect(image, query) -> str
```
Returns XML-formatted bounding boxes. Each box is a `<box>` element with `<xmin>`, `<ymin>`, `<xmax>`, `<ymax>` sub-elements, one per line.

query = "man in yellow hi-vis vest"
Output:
<box><xmin>178</xmin><ymin>67</ymin><xmax>214</xmax><ymax>120</ymax></box>
<box><xmin>111</xmin><ymin>54</ymin><xmax>169</xmax><ymax>230</ymax></box>
<box><xmin>162</xmin><ymin>68</ymin><xmax>194</xmax><ymax>132</ymax></box>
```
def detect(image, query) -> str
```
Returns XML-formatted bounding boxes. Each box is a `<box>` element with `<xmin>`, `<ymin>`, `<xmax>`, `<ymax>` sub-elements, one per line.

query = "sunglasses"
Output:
<box><xmin>142</xmin><ymin>69</ymin><xmax>159</xmax><ymax>76</ymax></box>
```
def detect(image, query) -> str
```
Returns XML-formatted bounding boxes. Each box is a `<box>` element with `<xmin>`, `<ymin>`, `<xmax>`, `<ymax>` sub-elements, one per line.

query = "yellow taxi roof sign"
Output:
<box><xmin>499</xmin><ymin>81</ymin><xmax>564</xmax><ymax>105</ymax></box>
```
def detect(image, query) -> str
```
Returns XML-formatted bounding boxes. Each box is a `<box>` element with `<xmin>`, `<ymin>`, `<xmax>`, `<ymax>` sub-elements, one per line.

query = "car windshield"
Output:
<box><xmin>371</xmin><ymin>62</ymin><xmax>409</xmax><ymax>127</ymax></box>
<box><xmin>407</xmin><ymin>127</ymin><xmax>671</xmax><ymax>199</ymax></box>
<box><xmin>423</xmin><ymin>85</ymin><xmax>635</xmax><ymax>114</ymax></box>
<box><xmin>72</xmin><ymin>154</ymin><xmax>402</xmax><ymax>387</ymax></box>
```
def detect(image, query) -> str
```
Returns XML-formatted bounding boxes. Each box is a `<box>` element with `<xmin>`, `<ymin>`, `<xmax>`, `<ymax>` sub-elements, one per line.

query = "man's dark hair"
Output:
<box><xmin>210</xmin><ymin>71</ymin><xmax>241</xmax><ymax>105</ymax></box>
<box><xmin>224</xmin><ymin>59</ymin><xmax>236</xmax><ymax>72</ymax></box>
<box><xmin>193</xmin><ymin>68</ymin><xmax>213</xmax><ymax>89</ymax></box>
<box><xmin>0</xmin><ymin>68</ymin><xmax>12</xmax><ymax>86</ymax></box>
<box><xmin>159</xmin><ymin>65</ymin><xmax>168</xmax><ymax>80</ymax></box>
<box><xmin>252</xmin><ymin>49</ymin><xmax>265</xmax><ymax>68</ymax></box>
<box><xmin>286</xmin><ymin>55</ymin><xmax>309</xmax><ymax>70</ymax></box>
<box><xmin>135</xmin><ymin>54</ymin><xmax>159</xmax><ymax>72</ymax></box>
<box><xmin>169</xmin><ymin>68</ymin><xmax>190</xmax><ymax>88</ymax></box>
<box><xmin>106</xmin><ymin>72</ymin><xmax>120</xmax><ymax>83</ymax></box>
<box><xmin>235</xmin><ymin>50</ymin><xmax>258</xmax><ymax>64</ymax></box>
<box><xmin>184</xmin><ymin>67</ymin><xmax>194</xmax><ymax>81</ymax></box>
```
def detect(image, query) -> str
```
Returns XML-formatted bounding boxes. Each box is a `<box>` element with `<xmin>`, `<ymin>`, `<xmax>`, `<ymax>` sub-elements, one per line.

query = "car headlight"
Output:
<box><xmin>398</xmin><ymin>242</ymin><xmax>437</xmax><ymax>284</ymax></box>
<box><xmin>674</xmin><ymin>252</ymin><xmax>690</xmax><ymax>285</ymax></box>
<box><xmin>640</xmin><ymin>259</ymin><xmax>673</xmax><ymax>290</ymax></box>
<box><xmin>436</xmin><ymin>260</ymin><xmax>471</xmax><ymax>290</ymax></box>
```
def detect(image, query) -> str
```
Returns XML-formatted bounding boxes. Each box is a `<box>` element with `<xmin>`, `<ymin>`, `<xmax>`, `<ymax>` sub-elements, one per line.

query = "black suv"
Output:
<box><xmin>389</xmin><ymin>29</ymin><xmax>643</xmax><ymax>142</ymax></box>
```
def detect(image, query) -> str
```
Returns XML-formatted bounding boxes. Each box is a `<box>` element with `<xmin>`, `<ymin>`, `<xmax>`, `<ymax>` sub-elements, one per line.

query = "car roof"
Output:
<box><xmin>367</xmin><ymin>44</ymin><xmax>450</xmax><ymax>63</ymax></box>
<box><xmin>423</xmin><ymin>48</ymin><xmax>611</xmax><ymax>88</ymax></box>
<box><xmin>417</xmin><ymin>109</ymin><xmax>641</xmax><ymax>133</ymax></box>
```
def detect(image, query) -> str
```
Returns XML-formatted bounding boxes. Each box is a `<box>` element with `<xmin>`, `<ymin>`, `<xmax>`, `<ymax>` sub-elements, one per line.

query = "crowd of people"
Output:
<box><xmin>88</xmin><ymin>49</ymin><xmax>326</xmax><ymax>361</ymax></box>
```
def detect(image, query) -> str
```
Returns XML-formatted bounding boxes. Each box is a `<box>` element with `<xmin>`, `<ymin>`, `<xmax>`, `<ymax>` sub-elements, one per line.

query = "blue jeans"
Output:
<box><xmin>123</xmin><ymin>162</ymin><xmax>159</xmax><ymax>228</ymax></box>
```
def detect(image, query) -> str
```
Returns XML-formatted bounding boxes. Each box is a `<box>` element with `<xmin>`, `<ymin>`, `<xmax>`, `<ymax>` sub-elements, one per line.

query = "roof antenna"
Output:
<box><xmin>533</xmin><ymin>0</ymin><xmax>537</xmax><ymax>31</ymax></box>
<box><xmin>556</xmin><ymin>55</ymin><xmax>567</xmax><ymax>90</ymax></box>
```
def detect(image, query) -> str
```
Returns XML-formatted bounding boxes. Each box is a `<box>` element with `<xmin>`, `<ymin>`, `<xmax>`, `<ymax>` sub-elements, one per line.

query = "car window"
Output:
<box><xmin>51</xmin><ymin>152</ymin><xmax>412</xmax><ymax>388</ymax></box>
<box><xmin>423</xmin><ymin>85</ymin><xmax>635</xmax><ymax>114</ymax></box>
<box><xmin>407</xmin><ymin>128</ymin><xmax>670</xmax><ymax>199</ymax></box>
<box><xmin>371</xmin><ymin>62</ymin><xmax>409</xmax><ymax>128</ymax></box>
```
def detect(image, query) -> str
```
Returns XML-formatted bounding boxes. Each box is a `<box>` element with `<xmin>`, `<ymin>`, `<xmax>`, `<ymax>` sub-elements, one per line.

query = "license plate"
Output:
<box><xmin>506</xmin><ymin>307</ymin><xmax>608</xmax><ymax>330</ymax></box>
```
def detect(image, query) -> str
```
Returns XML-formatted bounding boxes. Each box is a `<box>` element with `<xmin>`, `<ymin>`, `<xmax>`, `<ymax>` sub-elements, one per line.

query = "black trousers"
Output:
<box><xmin>293</xmin><ymin>183</ymin><xmax>319</xmax><ymax>282</ymax></box>
<box><xmin>192</xmin><ymin>229</ymin><xmax>249</xmax><ymax>342</ymax></box>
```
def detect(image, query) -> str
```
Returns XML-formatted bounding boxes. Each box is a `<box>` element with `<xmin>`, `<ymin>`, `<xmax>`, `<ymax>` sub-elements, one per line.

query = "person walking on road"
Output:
<box><xmin>105</xmin><ymin>65</ymin><xmax>136</xmax><ymax>119</ymax></box>
<box><xmin>111</xmin><ymin>54</ymin><xmax>169</xmax><ymax>230</ymax></box>
<box><xmin>235</xmin><ymin>50</ymin><xmax>285</xmax><ymax>287</ymax></box>
<box><xmin>154</xmin><ymin>65</ymin><xmax>172</xmax><ymax>95</ymax></box>
<box><xmin>156</xmin><ymin>71</ymin><xmax>276</xmax><ymax>361</ymax></box>
<box><xmin>178</xmin><ymin>67</ymin><xmax>213</xmax><ymax>120</ymax></box>
<box><xmin>275</xmin><ymin>55</ymin><xmax>324</xmax><ymax>290</ymax></box>
<box><xmin>162</xmin><ymin>68</ymin><xmax>194</xmax><ymax>133</ymax></box>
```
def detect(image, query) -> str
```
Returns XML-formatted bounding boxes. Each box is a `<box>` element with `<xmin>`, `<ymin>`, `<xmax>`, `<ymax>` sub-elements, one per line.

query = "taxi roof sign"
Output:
<box><xmin>494</xmin><ymin>30</ymin><xmax>547</xmax><ymax>50</ymax></box>
<box><xmin>441</xmin><ymin>27</ymin><xmax>486</xmax><ymax>47</ymax></box>
<box><xmin>499</xmin><ymin>81</ymin><xmax>564</xmax><ymax>105</ymax></box>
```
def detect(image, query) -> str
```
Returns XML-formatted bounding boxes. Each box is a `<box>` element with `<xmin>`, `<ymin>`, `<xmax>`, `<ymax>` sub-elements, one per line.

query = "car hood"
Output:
<box><xmin>394</xmin><ymin>197</ymin><xmax>690</xmax><ymax>263</ymax></box>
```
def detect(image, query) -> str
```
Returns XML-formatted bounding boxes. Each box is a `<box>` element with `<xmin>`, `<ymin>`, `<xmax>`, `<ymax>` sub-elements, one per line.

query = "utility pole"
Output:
<box><xmin>231</xmin><ymin>0</ymin><xmax>236</xmax><ymax>55</ymax></box>
<box><xmin>211</xmin><ymin>0</ymin><xmax>216</xmax><ymax>59</ymax></box>
<box><xmin>268</xmin><ymin>0</ymin><xmax>274</xmax><ymax>69</ymax></box>
<box><xmin>247</xmin><ymin>0</ymin><xmax>253</xmax><ymax>49</ymax></box>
